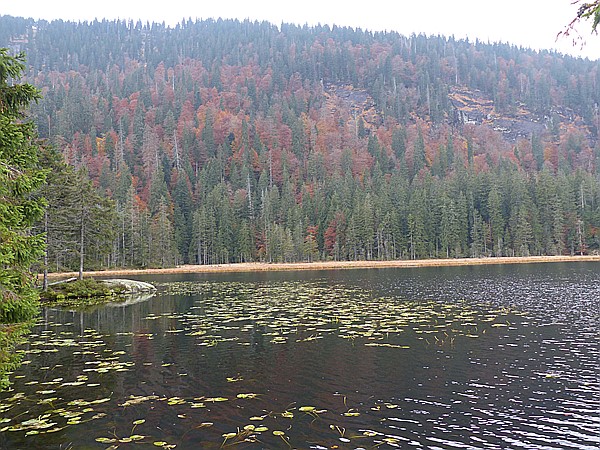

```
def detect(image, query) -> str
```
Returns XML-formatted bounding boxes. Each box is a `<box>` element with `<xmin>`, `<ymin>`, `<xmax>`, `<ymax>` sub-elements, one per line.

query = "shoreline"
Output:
<box><xmin>43</xmin><ymin>255</ymin><xmax>600</xmax><ymax>279</ymax></box>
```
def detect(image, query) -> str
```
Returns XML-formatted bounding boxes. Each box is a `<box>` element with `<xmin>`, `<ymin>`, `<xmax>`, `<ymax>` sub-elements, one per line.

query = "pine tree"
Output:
<box><xmin>470</xmin><ymin>210</ymin><xmax>484</xmax><ymax>257</ymax></box>
<box><xmin>173</xmin><ymin>172</ymin><xmax>193</xmax><ymax>263</ymax></box>
<box><xmin>512</xmin><ymin>205</ymin><xmax>533</xmax><ymax>257</ymax></box>
<box><xmin>412</xmin><ymin>128</ymin><xmax>426</xmax><ymax>179</ymax></box>
<box><xmin>37</xmin><ymin>148</ymin><xmax>76</xmax><ymax>287</ymax></box>
<box><xmin>488</xmin><ymin>185</ymin><xmax>505</xmax><ymax>256</ymax></box>
<box><xmin>0</xmin><ymin>49</ymin><xmax>45</xmax><ymax>323</ymax></box>
<box><xmin>0</xmin><ymin>49</ymin><xmax>46</xmax><ymax>389</ymax></box>
<box><xmin>70</xmin><ymin>169</ymin><xmax>116</xmax><ymax>278</ymax></box>
<box><xmin>439</xmin><ymin>193</ymin><xmax>457</xmax><ymax>258</ymax></box>
<box><xmin>148</xmin><ymin>200</ymin><xmax>179</xmax><ymax>267</ymax></box>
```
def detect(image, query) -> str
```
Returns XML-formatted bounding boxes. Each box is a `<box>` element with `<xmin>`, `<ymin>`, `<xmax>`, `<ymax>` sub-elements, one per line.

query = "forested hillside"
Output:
<box><xmin>2</xmin><ymin>15</ymin><xmax>600</xmax><ymax>269</ymax></box>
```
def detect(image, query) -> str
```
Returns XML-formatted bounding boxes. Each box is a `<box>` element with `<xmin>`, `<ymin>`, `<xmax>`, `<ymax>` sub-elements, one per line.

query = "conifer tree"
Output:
<box><xmin>0</xmin><ymin>49</ymin><xmax>45</xmax><ymax>323</ymax></box>
<box><xmin>0</xmin><ymin>49</ymin><xmax>45</xmax><ymax>389</ymax></box>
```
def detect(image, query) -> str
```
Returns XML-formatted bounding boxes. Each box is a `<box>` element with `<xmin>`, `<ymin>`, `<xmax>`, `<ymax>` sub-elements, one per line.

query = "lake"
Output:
<box><xmin>1</xmin><ymin>262</ymin><xmax>599</xmax><ymax>449</ymax></box>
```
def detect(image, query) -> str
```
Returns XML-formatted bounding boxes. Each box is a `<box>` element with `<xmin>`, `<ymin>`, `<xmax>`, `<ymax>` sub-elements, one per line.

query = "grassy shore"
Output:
<box><xmin>44</xmin><ymin>255</ymin><xmax>600</xmax><ymax>279</ymax></box>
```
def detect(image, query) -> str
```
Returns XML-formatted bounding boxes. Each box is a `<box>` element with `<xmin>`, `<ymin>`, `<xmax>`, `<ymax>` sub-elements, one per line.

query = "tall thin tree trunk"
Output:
<box><xmin>79</xmin><ymin>216</ymin><xmax>84</xmax><ymax>280</ymax></box>
<box><xmin>43</xmin><ymin>210</ymin><xmax>49</xmax><ymax>291</ymax></box>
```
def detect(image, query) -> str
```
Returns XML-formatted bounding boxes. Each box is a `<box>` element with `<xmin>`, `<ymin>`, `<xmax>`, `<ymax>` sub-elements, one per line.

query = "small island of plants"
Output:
<box><xmin>40</xmin><ymin>278</ymin><xmax>156</xmax><ymax>309</ymax></box>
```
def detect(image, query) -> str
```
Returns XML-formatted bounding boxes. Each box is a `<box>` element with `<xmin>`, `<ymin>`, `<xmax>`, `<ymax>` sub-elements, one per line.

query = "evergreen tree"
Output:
<box><xmin>0</xmin><ymin>49</ymin><xmax>46</xmax><ymax>389</ymax></box>
<box><xmin>470</xmin><ymin>210</ymin><xmax>485</xmax><ymax>257</ymax></box>
<box><xmin>37</xmin><ymin>148</ymin><xmax>76</xmax><ymax>286</ymax></box>
<box><xmin>173</xmin><ymin>172</ymin><xmax>194</xmax><ymax>263</ymax></box>
<box><xmin>70</xmin><ymin>169</ymin><xmax>116</xmax><ymax>278</ymax></box>
<box><xmin>439</xmin><ymin>193</ymin><xmax>457</xmax><ymax>258</ymax></box>
<box><xmin>488</xmin><ymin>185</ymin><xmax>505</xmax><ymax>256</ymax></box>
<box><xmin>511</xmin><ymin>204</ymin><xmax>534</xmax><ymax>257</ymax></box>
<box><xmin>148</xmin><ymin>200</ymin><xmax>179</xmax><ymax>267</ymax></box>
<box><xmin>412</xmin><ymin>128</ymin><xmax>426</xmax><ymax>179</ymax></box>
<box><xmin>0</xmin><ymin>49</ymin><xmax>45</xmax><ymax>323</ymax></box>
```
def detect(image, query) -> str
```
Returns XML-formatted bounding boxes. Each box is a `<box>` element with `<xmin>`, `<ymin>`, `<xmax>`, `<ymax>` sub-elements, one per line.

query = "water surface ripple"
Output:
<box><xmin>0</xmin><ymin>262</ymin><xmax>598</xmax><ymax>449</ymax></box>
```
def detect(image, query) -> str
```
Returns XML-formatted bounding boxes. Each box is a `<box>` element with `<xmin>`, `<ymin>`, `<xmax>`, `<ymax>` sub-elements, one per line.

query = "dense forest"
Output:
<box><xmin>2</xmin><ymin>15</ymin><xmax>600</xmax><ymax>270</ymax></box>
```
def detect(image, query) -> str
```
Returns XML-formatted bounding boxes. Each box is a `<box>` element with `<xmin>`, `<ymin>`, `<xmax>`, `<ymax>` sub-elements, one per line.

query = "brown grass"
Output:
<box><xmin>43</xmin><ymin>255</ymin><xmax>600</xmax><ymax>279</ymax></box>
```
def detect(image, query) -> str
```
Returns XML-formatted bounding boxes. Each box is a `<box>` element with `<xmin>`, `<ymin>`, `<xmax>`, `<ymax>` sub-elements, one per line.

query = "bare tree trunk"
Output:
<box><xmin>43</xmin><ymin>210</ymin><xmax>49</xmax><ymax>291</ymax></box>
<box><xmin>79</xmin><ymin>216</ymin><xmax>84</xmax><ymax>280</ymax></box>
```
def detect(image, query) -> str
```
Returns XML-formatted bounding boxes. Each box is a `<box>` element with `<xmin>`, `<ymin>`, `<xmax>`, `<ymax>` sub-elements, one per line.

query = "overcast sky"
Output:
<box><xmin>3</xmin><ymin>0</ymin><xmax>599</xmax><ymax>59</ymax></box>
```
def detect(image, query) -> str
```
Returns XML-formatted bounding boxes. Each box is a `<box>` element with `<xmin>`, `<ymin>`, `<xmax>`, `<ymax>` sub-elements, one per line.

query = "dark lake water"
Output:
<box><xmin>1</xmin><ymin>262</ymin><xmax>599</xmax><ymax>449</ymax></box>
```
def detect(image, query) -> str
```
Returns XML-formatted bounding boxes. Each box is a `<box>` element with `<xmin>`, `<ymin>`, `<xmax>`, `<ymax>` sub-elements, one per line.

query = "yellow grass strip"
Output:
<box><xmin>42</xmin><ymin>255</ymin><xmax>600</xmax><ymax>279</ymax></box>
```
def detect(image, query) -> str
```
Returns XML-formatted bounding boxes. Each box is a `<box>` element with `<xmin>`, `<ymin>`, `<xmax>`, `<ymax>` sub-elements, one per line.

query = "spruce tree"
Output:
<box><xmin>0</xmin><ymin>49</ymin><xmax>46</xmax><ymax>389</ymax></box>
<box><xmin>0</xmin><ymin>49</ymin><xmax>45</xmax><ymax>323</ymax></box>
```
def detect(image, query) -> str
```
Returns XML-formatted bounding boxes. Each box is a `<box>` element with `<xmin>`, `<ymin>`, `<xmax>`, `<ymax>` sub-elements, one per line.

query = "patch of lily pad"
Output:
<box><xmin>0</xmin><ymin>278</ymin><xmax>525</xmax><ymax>448</ymax></box>
<box><xmin>152</xmin><ymin>280</ymin><xmax>521</xmax><ymax>351</ymax></box>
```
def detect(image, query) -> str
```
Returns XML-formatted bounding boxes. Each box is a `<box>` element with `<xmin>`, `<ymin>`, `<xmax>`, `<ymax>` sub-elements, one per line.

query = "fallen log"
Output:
<box><xmin>47</xmin><ymin>277</ymin><xmax>78</xmax><ymax>287</ymax></box>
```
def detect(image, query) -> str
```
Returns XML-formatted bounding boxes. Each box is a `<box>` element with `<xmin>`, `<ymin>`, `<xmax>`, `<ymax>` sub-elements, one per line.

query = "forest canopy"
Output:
<box><xmin>1</xmin><ymin>16</ymin><xmax>599</xmax><ymax>270</ymax></box>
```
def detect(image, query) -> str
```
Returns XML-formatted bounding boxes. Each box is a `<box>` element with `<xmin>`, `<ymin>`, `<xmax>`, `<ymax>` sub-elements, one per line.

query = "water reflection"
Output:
<box><xmin>0</xmin><ymin>262</ymin><xmax>598</xmax><ymax>449</ymax></box>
